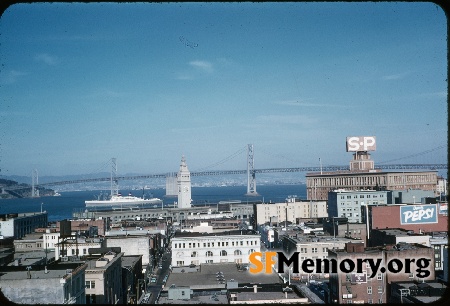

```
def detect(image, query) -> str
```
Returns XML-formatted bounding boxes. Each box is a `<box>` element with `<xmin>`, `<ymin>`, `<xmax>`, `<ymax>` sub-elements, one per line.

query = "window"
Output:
<box><xmin>367</xmin><ymin>286</ymin><xmax>372</xmax><ymax>294</ymax></box>
<box><xmin>206</xmin><ymin>251</ymin><xmax>213</xmax><ymax>257</ymax></box>
<box><xmin>367</xmin><ymin>299</ymin><xmax>373</xmax><ymax>304</ymax></box>
<box><xmin>220</xmin><ymin>250</ymin><xmax>227</xmax><ymax>256</ymax></box>
<box><xmin>377</xmin><ymin>274</ymin><xmax>382</xmax><ymax>281</ymax></box>
<box><xmin>85</xmin><ymin>281</ymin><xmax>95</xmax><ymax>289</ymax></box>
<box><xmin>378</xmin><ymin>286</ymin><xmax>383</xmax><ymax>294</ymax></box>
<box><xmin>312</xmin><ymin>248</ymin><xmax>317</xmax><ymax>253</ymax></box>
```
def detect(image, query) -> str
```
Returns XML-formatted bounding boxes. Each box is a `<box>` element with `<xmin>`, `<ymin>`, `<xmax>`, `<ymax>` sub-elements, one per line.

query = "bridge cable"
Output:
<box><xmin>194</xmin><ymin>146</ymin><xmax>247</xmax><ymax>172</ymax></box>
<box><xmin>378</xmin><ymin>145</ymin><xmax>447</xmax><ymax>165</ymax></box>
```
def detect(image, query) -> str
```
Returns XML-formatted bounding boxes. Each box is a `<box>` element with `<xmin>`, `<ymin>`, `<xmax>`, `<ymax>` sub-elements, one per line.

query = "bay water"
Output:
<box><xmin>0</xmin><ymin>184</ymin><xmax>307</xmax><ymax>222</ymax></box>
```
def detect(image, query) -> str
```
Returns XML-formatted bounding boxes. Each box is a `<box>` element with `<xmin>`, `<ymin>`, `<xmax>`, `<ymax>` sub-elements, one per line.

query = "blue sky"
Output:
<box><xmin>0</xmin><ymin>2</ymin><xmax>447</xmax><ymax>177</ymax></box>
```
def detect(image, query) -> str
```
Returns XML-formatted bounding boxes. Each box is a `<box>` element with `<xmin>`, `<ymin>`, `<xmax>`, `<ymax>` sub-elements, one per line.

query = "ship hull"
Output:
<box><xmin>85</xmin><ymin>196</ymin><xmax>162</xmax><ymax>209</ymax></box>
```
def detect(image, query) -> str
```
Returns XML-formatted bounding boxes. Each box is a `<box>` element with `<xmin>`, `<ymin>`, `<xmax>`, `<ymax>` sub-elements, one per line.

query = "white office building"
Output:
<box><xmin>171</xmin><ymin>233</ymin><xmax>260</xmax><ymax>266</ymax></box>
<box><xmin>328</xmin><ymin>190</ymin><xmax>389</xmax><ymax>223</ymax></box>
<box><xmin>254</xmin><ymin>199</ymin><xmax>328</xmax><ymax>226</ymax></box>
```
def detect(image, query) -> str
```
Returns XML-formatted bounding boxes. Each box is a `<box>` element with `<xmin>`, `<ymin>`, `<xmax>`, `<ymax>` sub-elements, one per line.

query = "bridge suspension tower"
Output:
<box><xmin>246</xmin><ymin>144</ymin><xmax>259</xmax><ymax>196</ymax></box>
<box><xmin>110</xmin><ymin>158</ymin><xmax>119</xmax><ymax>197</ymax></box>
<box><xmin>31</xmin><ymin>169</ymin><xmax>39</xmax><ymax>197</ymax></box>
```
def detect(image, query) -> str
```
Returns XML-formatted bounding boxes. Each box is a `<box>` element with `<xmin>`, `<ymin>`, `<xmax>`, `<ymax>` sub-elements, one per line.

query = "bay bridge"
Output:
<box><xmin>4</xmin><ymin>144</ymin><xmax>447</xmax><ymax>196</ymax></box>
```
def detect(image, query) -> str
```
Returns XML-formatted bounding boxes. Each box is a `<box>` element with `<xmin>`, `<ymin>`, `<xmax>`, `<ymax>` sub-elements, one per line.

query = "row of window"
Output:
<box><xmin>340</xmin><ymin>194</ymin><xmax>384</xmax><ymax>199</ymax></box>
<box><xmin>300</xmin><ymin>247</ymin><xmax>328</xmax><ymax>253</ymax></box>
<box><xmin>173</xmin><ymin>240</ymin><xmax>258</xmax><ymax>249</ymax></box>
<box><xmin>176</xmin><ymin>258</ymin><xmax>243</xmax><ymax>266</ymax></box>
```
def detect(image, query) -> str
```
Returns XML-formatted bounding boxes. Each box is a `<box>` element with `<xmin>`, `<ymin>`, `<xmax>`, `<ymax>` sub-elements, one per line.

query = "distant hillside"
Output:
<box><xmin>2</xmin><ymin>172</ymin><xmax>111</xmax><ymax>185</ymax></box>
<box><xmin>0</xmin><ymin>178</ymin><xmax>54</xmax><ymax>199</ymax></box>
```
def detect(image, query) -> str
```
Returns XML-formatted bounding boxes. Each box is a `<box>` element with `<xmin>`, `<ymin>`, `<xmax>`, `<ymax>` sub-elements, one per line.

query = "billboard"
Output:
<box><xmin>346</xmin><ymin>136</ymin><xmax>376</xmax><ymax>152</ymax></box>
<box><xmin>400</xmin><ymin>204</ymin><xmax>438</xmax><ymax>225</ymax></box>
<box><xmin>351</xmin><ymin>273</ymin><xmax>367</xmax><ymax>283</ymax></box>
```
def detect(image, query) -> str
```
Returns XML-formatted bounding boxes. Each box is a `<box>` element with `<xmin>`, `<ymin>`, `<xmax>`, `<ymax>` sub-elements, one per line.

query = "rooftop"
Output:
<box><xmin>0</xmin><ymin>262</ymin><xmax>86</xmax><ymax>280</ymax></box>
<box><xmin>164</xmin><ymin>263</ymin><xmax>280</xmax><ymax>290</ymax></box>
<box><xmin>158</xmin><ymin>290</ymin><xmax>228</xmax><ymax>304</ymax></box>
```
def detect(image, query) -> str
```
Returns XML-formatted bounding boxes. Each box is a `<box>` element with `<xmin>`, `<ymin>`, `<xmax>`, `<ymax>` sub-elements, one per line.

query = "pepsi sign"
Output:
<box><xmin>400</xmin><ymin>204</ymin><xmax>438</xmax><ymax>225</ymax></box>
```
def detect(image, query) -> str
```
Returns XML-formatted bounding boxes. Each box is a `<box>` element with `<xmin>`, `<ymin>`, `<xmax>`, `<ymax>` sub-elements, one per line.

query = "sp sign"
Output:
<box><xmin>400</xmin><ymin>204</ymin><xmax>438</xmax><ymax>225</ymax></box>
<box><xmin>346</xmin><ymin>136</ymin><xmax>376</xmax><ymax>152</ymax></box>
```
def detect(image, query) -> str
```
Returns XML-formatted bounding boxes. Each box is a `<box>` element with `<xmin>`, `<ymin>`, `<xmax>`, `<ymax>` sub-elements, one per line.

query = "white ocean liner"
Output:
<box><xmin>85</xmin><ymin>192</ymin><xmax>162</xmax><ymax>209</ymax></box>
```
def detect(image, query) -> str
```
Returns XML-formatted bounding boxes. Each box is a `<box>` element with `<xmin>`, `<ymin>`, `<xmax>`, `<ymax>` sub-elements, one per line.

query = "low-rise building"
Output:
<box><xmin>57</xmin><ymin>219</ymin><xmax>107</xmax><ymax>237</ymax></box>
<box><xmin>282</xmin><ymin>234</ymin><xmax>364</xmax><ymax>279</ymax></box>
<box><xmin>322</xmin><ymin>218</ymin><xmax>367</xmax><ymax>243</ymax></box>
<box><xmin>328</xmin><ymin>190</ymin><xmax>389</xmax><ymax>223</ymax></box>
<box><xmin>228</xmin><ymin>284</ymin><xmax>309</xmax><ymax>304</ymax></box>
<box><xmin>122</xmin><ymin>255</ymin><xmax>143</xmax><ymax>305</ymax></box>
<box><xmin>328</xmin><ymin>242</ymin><xmax>435</xmax><ymax>304</ymax></box>
<box><xmin>171</xmin><ymin>231</ymin><xmax>260</xmax><ymax>266</ymax></box>
<box><xmin>106</xmin><ymin>235</ymin><xmax>154</xmax><ymax>267</ymax></box>
<box><xmin>13</xmin><ymin>232</ymin><xmax>44</xmax><ymax>252</ymax></box>
<box><xmin>85</xmin><ymin>251</ymin><xmax>124</xmax><ymax>304</ymax></box>
<box><xmin>0</xmin><ymin>262</ymin><xmax>87</xmax><ymax>304</ymax></box>
<box><xmin>389</xmin><ymin>280</ymin><xmax>447</xmax><ymax>303</ymax></box>
<box><xmin>0</xmin><ymin>212</ymin><xmax>48</xmax><ymax>239</ymax></box>
<box><xmin>365</xmin><ymin>204</ymin><xmax>448</xmax><ymax>234</ymax></box>
<box><xmin>55</xmin><ymin>237</ymin><xmax>106</xmax><ymax>261</ymax></box>
<box><xmin>430</xmin><ymin>231</ymin><xmax>448</xmax><ymax>271</ymax></box>
<box><xmin>369</xmin><ymin>228</ymin><xmax>431</xmax><ymax>248</ymax></box>
<box><xmin>254</xmin><ymin>199</ymin><xmax>328</xmax><ymax>227</ymax></box>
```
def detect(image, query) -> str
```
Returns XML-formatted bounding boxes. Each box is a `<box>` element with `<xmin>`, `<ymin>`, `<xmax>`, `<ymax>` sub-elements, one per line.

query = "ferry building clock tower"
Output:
<box><xmin>177</xmin><ymin>155</ymin><xmax>192</xmax><ymax>208</ymax></box>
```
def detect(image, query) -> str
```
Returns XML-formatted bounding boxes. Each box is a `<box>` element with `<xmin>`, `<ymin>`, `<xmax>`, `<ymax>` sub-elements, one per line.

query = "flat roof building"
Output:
<box><xmin>0</xmin><ymin>212</ymin><xmax>48</xmax><ymax>239</ymax></box>
<box><xmin>0</xmin><ymin>262</ymin><xmax>87</xmax><ymax>304</ymax></box>
<box><xmin>307</xmin><ymin>170</ymin><xmax>438</xmax><ymax>201</ymax></box>
<box><xmin>328</xmin><ymin>242</ymin><xmax>435</xmax><ymax>304</ymax></box>
<box><xmin>171</xmin><ymin>231</ymin><xmax>260</xmax><ymax>267</ymax></box>
<box><xmin>364</xmin><ymin>203</ymin><xmax>448</xmax><ymax>234</ymax></box>
<box><xmin>254</xmin><ymin>199</ymin><xmax>328</xmax><ymax>227</ymax></box>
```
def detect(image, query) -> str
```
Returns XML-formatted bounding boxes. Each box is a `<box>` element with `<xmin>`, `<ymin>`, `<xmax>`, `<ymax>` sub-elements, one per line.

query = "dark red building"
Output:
<box><xmin>367</xmin><ymin>204</ymin><xmax>447</xmax><ymax>234</ymax></box>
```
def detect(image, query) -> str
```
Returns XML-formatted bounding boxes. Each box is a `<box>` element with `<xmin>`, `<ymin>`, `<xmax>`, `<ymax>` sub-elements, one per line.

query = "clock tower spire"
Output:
<box><xmin>177</xmin><ymin>155</ymin><xmax>192</xmax><ymax>208</ymax></box>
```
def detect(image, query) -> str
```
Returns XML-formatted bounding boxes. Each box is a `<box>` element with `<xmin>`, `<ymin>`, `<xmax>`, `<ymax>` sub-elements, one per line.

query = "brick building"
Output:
<box><xmin>328</xmin><ymin>242</ymin><xmax>435</xmax><ymax>304</ymax></box>
<box><xmin>365</xmin><ymin>204</ymin><xmax>448</xmax><ymax>234</ymax></box>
